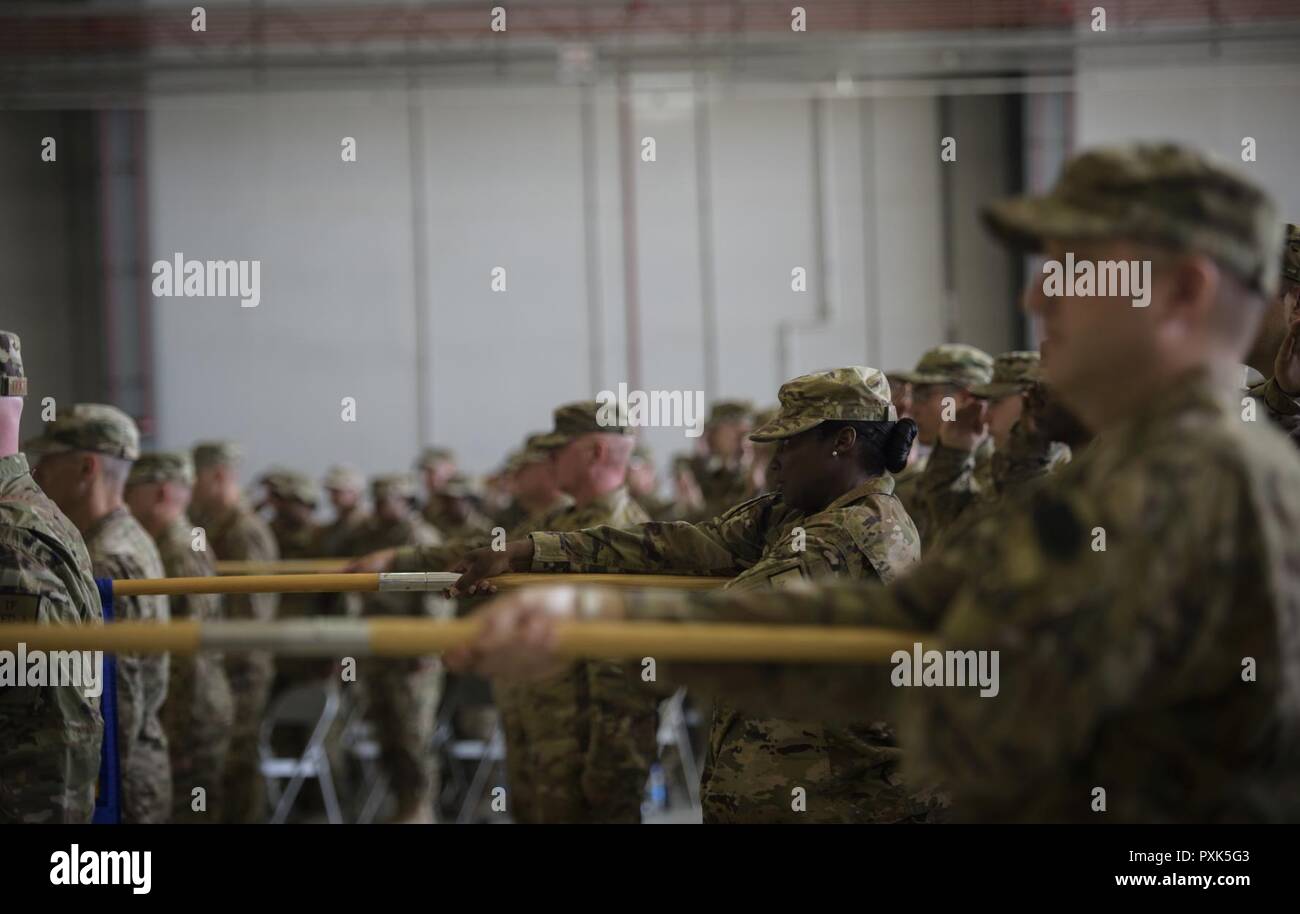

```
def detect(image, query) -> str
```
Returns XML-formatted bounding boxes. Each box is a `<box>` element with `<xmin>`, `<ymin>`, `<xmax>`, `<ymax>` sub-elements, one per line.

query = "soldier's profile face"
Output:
<box><xmin>1030</xmin><ymin>238</ymin><xmax>1155</xmax><ymax>403</ymax></box>
<box><xmin>768</xmin><ymin>429</ymin><xmax>828</xmax><ymax>512</ymax></box>
<box><xmin>328</xmin><ymin>486</ymin><xmax>359</xmax><ymax>511</ymax></box>
<box><xmin>30</xmin><ymin>451</ymin><xmax>83</xmax><ymax>508</ymax></box>
<box><xmin>705</xmin><ymin>421</ymin><xmax>752</xmax><ymax>460</ymax></box>
<box><xmin>123</xmin><ymin>481</ymin><xmax>159</xmax><ymax>521</ymax></box>
<box><xmin>986</xmin><ymin>393</ymin><xmax>1025</xmax><ymax>450</ymax></box>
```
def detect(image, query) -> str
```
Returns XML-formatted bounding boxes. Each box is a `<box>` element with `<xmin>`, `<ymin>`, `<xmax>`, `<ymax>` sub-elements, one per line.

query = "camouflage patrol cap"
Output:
<box><xmin>970</xmin><ymin>351</ymin><xmax>1042</xmax><ymax>399</ymax></box>
<box><xmin>193</xmin><ymin>441</ymin><xmax>243</xmax><ymax>470</ymax></box>
<box><xmin>127</xmin><ymin>451</ymin><xmax>195</xmax><ymax>487</ymax></box>
<box><xmin>322</xmin><ymin>464</ymin><xmax>364</xmax><ymax>492</ymax></box>
<box><xmin>890</xmin><ymin>344</ymin><xmax>994</xmax><ymax>389</ymax></box>
<box><xmin>415</xmin><ymin>447</ymin><xmax>455</xmax><ymax>469</ymax></box>
<box><xmin>534</xmin><ymin>400</ymin><xmax>633</xmax><ymax>450</ymax></box>
<box><xmin>750</xmin><ymin>367</ymin><xmax>896</xmax><ymax>443</ymax></box>
<box><xmin>1283</xmin><ymin>223</ymin><xmax>1300</xmax><ymax>285</ymax></box>
<box><xmin>266</xmin><ymin>470</ymin><xmax>319</xmax><ymax>507</ymax></box>
<box><xmin>257</xmin><ymin>466</ymin><xmax>296</xmax><ymax>491</ymax></box>
<box><xmin>706</xmin><ymin>400</ymin><xmax>753</xmax><ymax>426</ymax></box>
<box><xmin>509</xmin><ymin>433</ymin><xmax>554</xmax><ymax>470</ymax></box>
<box><xmin>983</xmin><ymin>142</ymin><xmax>1282</xmax><ymax>297</ymax></box>
<box><xmin>0</xmin><ymin>331</ymin><xmax>27</xmax><ymax>398</ymax></box>
<box><xmin>440</xmin><ymin>474</ymin><xmax>477</xmax><ymax>498</ymax></box>
<box><xmin>371</xmin><ymin>473</ymin><xmax>418</xmax><ymax>501</ymax></box>
<box><xmin>25</xmin><ymin>403</ymin><xmax>140</xmax><ymax>461</ymax></box>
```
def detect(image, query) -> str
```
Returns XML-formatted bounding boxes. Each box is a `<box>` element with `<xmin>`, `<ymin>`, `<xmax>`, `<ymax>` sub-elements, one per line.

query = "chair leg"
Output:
<box><xmin>317</xmin><ymin>750</ymin><xmax>344</xmax><ymax>825</ymax></box>
<box><xmin>456</xmin><ymin>725</ymin><xmax>503</xmax><ymax>825</ymax></box>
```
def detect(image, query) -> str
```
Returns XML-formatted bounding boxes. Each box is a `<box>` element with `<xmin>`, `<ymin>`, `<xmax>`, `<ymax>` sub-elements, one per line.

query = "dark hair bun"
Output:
<box><xmin>883</xmin><ymin>419</ymin><xmax>918</xmax><ymax>474</ymax></box>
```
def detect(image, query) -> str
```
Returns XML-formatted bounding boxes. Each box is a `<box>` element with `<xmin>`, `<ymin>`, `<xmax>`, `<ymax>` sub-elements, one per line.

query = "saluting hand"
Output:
<box><xmin>938</xmin><ymin>399</ymin><xmax>988</xmax><ymax>452</ymax></box>
<box><xmin>1275</xmin><ymin>316</ymin><xmax>1300</xmax><ymax>396</ymax></box>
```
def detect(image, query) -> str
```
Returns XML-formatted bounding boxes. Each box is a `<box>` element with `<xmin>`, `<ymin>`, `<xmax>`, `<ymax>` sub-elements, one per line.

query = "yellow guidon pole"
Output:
<box><xmin>112</xmin><ymin>571</ymin><xmax>731</xmax><ymax>597</ymax></box>
<box><xmin>0</xmin><ymin>572</ymin><xmax>921</xmax><ymax>663</ymax></box>
<box><xmin>0</xmin><ymin>618</ymin><xmax>918</xmax><ymax>664</ymax></box>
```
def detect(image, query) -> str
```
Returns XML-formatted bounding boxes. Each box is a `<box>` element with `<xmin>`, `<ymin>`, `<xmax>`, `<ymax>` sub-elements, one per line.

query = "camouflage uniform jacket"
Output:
<box><xmin>623</xmin><ymin>374</ymin><xmax>1300</xmax><ymax>822</ymax></box>
<box><xmin>85</xmin><ymin>506</ymin><xmax>172</xmax><ymax>824</ymax></box>
<box><xmin>316</xmin><ymin>509</ymin><xmax>370</xmax><ymax>559</ymax></box>
<box><xmin>530</xmin><ymin>477</ymin><xmax>944</xmax><ymax>823</ymax></box>
<box><xmin>391</xmin><ymin>496</ymin><xmax>571</xmax><ymax>573</ymax></box>
<box><xmin>155</xmin><ymin>517</ymin><xmax>234</xmax><ymax>765</ymax></box>
<box><xmin>682</xmin><ymin>454</ymin><xmax>752</xmax><ymax>521</ymax></box>
<box><xmin>199</xmin><ymin>501</ymin><xmax>279</xmax><ymax>690</ymax></box>
<box><xmin>0</xmin><ymin>453</ymin><xmax>104</xmax><ymax>823</ymax></box>
<box><xmin>516</xmin><ymin>487</ymin><xmax>653</xmax><ymax>822</ymax></box>
<box><xmin>918</xmin><ymin>425</ymin><xmax>1071</xmax><ymax>549</ymax></box>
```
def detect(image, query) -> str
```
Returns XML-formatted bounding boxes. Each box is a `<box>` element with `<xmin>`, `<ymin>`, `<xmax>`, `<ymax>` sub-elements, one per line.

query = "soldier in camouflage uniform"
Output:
<box><xmin>424</xmin><ymin>474</ymin><xmax>493</xmax><ymax>540</ymax></box>
<box><xmin>915</xmin><ymin>352</ymin><xmax>1074</xmax><ymax>539</ymax></box>
<box><xmin>889</xmin><ymin>345</ymin><xmax>994</xmax><ymax>542</ymax></box>
<box><xmin>29</xmin><ymin>404</ymin><xmax>172</xmax><ymax>824</ymax></box>
<box><xmin>450</xmin><ymin>402</ymin><xmax>654</xmax><ymax>823</ymax></box>
<box><xmin>455</xmin><ymin>143</ymin><xmax>1300</xmax><ymax>823</ymax></box>
<box><xmin>125</xmin><ymin>452</ymin><xmax>234</xmax><ymax>823</ymax></box>
<box><xmin>351</xmin><ymin>474</ymin><xmax>448</xmax><ymax>822</ymax></box>
<box><xmin>415</xmin><ymin>446</ymin><xmax>458</xmax><ymax>534</ymax></box>
<box><xmin>490</xmin><ymin>435</ymin><xmax>571</xmax><ymax>535</ymax></box>
<box><xmin>0</xmin><ymin>330</ymin><xmax>104</xmax><ymax>824</ymax></box>
<box><xmin>1244</xmin><ymin>223</ymin><xmax>1300</xmax><ymax>448</ymax></box>
<box><xmin>265</xmin><ymin>471</ymin><xmax>330</xmax><ymax>692</ymax></box>
<box><xmin>318</xmin><ymin>465</ymin><xmax>369</xmax><ymax>558</ymax></box>
<box><xmin>459</xmin><ymin>369</ymin><xmax>941</xmax><ymax>823</ymax></box>
<box><xmin>190</xmin><ymin>440</ymin><xmax>279</xmax><ymax>823</ymax></box>
<box><xmin>676</xmin><ymin>400</ymin><xmax>755</xmax><ymax>522</ymax></box>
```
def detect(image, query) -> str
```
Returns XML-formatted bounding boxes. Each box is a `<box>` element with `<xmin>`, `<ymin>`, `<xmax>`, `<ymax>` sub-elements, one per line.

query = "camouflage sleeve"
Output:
<box><xmin>0</xmin><ymin>530</ymin><xmax>103</xmax><ymax>822</ymax></box>
<box><xmin>627</xmin><ymin>444</ymin><xmax>1240</xmax><ymax>810</ymax></box>
<box><xmin>529</xmin><ymin>497</ymin><xmax>780</xmax><ymax>576</ymax></box>
<box><xmin>915</xmin><ymin>444</ymin><xmax>979</xmax><ymax>535</ymax></box>
<box><xmin>1250</xmin><ymin>377</ymin><xmax>1300</xmax><ymax>448</ymax></box>
<box><xmin>725</xmin><ymin>524</ymin><xmax>858</xmax><ymax>593</ymax></box>
<box><xmin>618</xmin><ymin>534</ymin><xmax>957</xmax><ymax>723</ymax></box>
<box><xmin>991</xmin><ymin>419</ymin><xmax>1059</xmax><ymax>495</ymax></box>
<box><xmin>392</xmin><ymin>532</ymin><xmax>493</xmax><ymax>573</ymax></box>
<box><xmin>219</xmin><ymin>519</ymin><xmax>279</xmax><ymax>623</ymax></box>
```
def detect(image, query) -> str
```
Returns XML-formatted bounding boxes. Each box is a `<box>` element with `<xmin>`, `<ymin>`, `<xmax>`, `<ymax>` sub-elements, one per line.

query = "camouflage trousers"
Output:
<box><xmin>362</xmin><ymin>658</ymin><xmax>443</xmax><ymax>817</ymax></box>
<box><xmin>121</xmin><ymin>736</ymin><xmax>172</xmax><ymax>824</ymax></box>
<box><xmin>164</xmin><ymin>656</ymin><xmax>234</xmax><ymax>824</ymax></box>
<box><xmin>221</xmin><ymin>653</ymin><xmax>274</xmax><ymax>824</ymax></box>
<box><xmin>701</xmin><ymin>706</ymin><xmax>948</xmax><ymax>824</ymax></box>
<box><xmin>499</xmin><ymin>660</ymin><xmax>658</xmax><ymax>824</ymax></box>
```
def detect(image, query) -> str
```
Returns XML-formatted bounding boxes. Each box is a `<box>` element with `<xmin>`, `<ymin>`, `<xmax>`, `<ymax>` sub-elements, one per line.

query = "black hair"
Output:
<box><xmin>816</xmin><ymin>419</ymin><xmax>918</xmax><ymax>475</ymax></box>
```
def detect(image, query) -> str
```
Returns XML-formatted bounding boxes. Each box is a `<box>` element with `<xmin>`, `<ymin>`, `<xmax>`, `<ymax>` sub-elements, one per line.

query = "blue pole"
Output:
<box><xmin>92</xmin><ymin>577</ymin><xmax>121</xmax><ymax>824</ymax></box>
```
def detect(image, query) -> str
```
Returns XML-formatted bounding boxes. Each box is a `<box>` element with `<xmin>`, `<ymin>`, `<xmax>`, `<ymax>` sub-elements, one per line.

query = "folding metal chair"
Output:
<box><xmin>259</xmin><ymin>682</ymin><xmax>345</xmax><ymax>824</ymax></box>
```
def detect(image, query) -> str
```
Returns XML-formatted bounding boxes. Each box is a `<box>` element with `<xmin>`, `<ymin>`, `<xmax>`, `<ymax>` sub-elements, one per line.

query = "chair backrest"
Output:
<box><xmin>258</xmin><ymin>683</ymin><xmax>340</xmax><ymax>760</ymax></box>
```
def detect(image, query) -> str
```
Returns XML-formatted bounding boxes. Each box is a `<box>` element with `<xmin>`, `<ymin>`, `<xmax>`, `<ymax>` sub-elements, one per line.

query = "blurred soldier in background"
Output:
<box><xmin>0</xmin><ymin>330</ymin><xmax>103</xmax><ymax>824</ymax></box>
<box><xmin>190</xmin><ymin>440</ymin><xmax>279</xmax><ymax>823</ymax></box>
<box><xmin>125</xmin><ymin>452</ymin><xmax>233</xmax><ymax>823</ymax></box>
<box><xmin>30</xmin><ymin>404</ymin><xmax>171</xmax><ymax>824</ymax></box>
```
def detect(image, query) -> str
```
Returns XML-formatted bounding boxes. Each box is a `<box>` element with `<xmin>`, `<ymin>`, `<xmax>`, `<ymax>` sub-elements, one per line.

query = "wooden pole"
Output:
<box><xmin>0</xmin><ymin>617</ymin><xmax>920</xmax><ymax>664</ymax></box>
<box><xmin>111</xmin><ymin>571</ymin><xmax>731</xmax><ymax>597</ymax></box>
